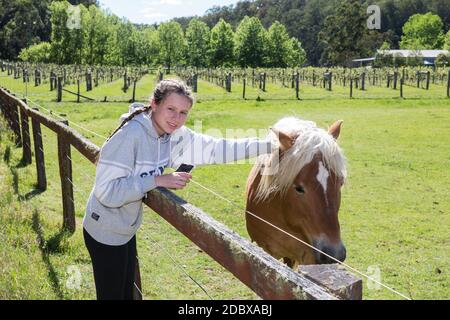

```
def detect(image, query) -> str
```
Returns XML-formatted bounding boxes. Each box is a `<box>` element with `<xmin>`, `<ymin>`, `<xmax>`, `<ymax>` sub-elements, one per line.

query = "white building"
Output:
<box><xmin>353</xmin><ymin>50</ymin><xmax>450</xmax><ymax>66</ymax></box>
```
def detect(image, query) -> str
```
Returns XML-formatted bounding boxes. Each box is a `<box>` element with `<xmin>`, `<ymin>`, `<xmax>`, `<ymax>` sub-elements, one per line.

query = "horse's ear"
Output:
<box><xmin>328</xmin><ymin>120</ymin><xmax>343</xmax><ymax>140</ymax></box>
<box><xmin>270</xmin><ymin>127</ymin><xmax>295</xmax><ymax>152</ymax></box>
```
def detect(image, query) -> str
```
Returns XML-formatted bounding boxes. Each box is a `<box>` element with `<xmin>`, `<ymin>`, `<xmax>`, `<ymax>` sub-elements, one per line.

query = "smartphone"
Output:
<box><xmin>175</xmin><ymin>163</ymin><xmax>194</xmax><ymax>173</ymax></box>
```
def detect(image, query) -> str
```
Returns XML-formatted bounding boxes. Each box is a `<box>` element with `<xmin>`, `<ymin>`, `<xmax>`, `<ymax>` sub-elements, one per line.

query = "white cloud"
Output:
<box><xmin>140</xmin><ymin>7</ymin><xmax>156</xmax><ymax>14</ymax></box>
<box><xmin>148</xmin><ymin>0</ymin><xmax>182</xmax><ymax>5</ymax></box>
<box><xmin>144</xmin><ymin>12</ymin><xmax>169</xmax><ymax>19</ymax></box>
<box><xmin>140</xmin><ymin>6</ymin><xmax>168</xmax><ymax>19</ymax></box>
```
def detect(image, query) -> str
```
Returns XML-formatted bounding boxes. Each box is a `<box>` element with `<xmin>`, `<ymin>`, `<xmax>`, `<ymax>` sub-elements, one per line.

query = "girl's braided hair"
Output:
<box><xmin>106</xmin><ymin>79</ymin><xmax>194</xmax><ymax>142</ymax></box>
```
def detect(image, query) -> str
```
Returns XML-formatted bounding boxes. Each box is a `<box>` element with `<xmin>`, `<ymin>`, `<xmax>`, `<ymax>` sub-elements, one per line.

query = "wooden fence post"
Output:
<box><xmin>426</xmin><ymin>71</ymin><xmax>430</xmax><ymax>90</ymax></box>
<box><xmin>77</xmin><ymin>79</ymin><xmax>80</xmax><ymax>103</ymax></box>
<box><xmin>242</xmin><ymin>78</ymin><xmax>246</xmax><ymax>99</ymax></box>
<box><xmin>251</xmin><ymin>69</ymin><xmax>255</xmax><ymax>87</ymax></box>
<box><xmin>262</xmin><ymin>72</ymin><xmax>266</xmax><ymax>92</ymax></box>
<box><xmin>34</xmin><ymin>70</ymin><xmax>39</xmax><ymax>87</ymax></box>
<box><xmin>400</xmin><ymin>76</ymin><xmax>404</xmax><ymax>98</ymax></box>
<box><xmin>86</xmin><ymin>72</ymin><xmax>92</xmax><ymax>91</ymax></box>
<box><xmin>20</xmin><ymin>99</ymin><xmax>32</xmax><ymax>164</ymax></box>
<box><xmin>57</xmin><ymin>120</ymin><xmax>75</xmax><ymax>233</ymax></box>
<box><xmin>350</xmin><ymin>78</ymin><xmax>353</xmax><ymax>98</ymax></box>
<box><xmin>329</xmin><ymin>72</ymin><xmax>332</xmax><ymax>91</ymax></box>
<box><xmin>123</xmin><ymin>71</ymin><xmax>128</xmax><ymax>92</ymax></box>
<box><xmin>192</xmin><ymin>74</ymin><xmax>198</xmax><ymax>93</ymax></box>
<box><xmin>11</xmin><ymin>102</ymin><xmax>22</xmax><ymax>146</ymax></box>
<box><xmin>225</xmin><ymin>73</ymin><xmax>231</xmax><ymax>92</ymax></box>
<box><xmin>133</xmin><ymin>255</ymin><xmax>143</xmax><ymax>300</ymax></box>
<box><xmin>132</xmin><ymin>79</ymin><xmax>137</xmax><ymax>102</ymax></box>
<box><xmin>50</xmin><ymin>72</ymin><xmax>54</xmax><ymax>91</ymax></box>
<box><xmin>31</xmin><ymin>107</ymin><xmax>47</xmax><ymax>191</ymax></box>
<box><xmin>295</xmin><ymin>72</ymin><xmax>300</xmax><ymax>100</ymax></box>
<box><xmin>447</xmin><ymin>71</ymin><xmax>450</xmax><ymax>98</ymax></box>
<box><xmin>57</xmin><ymin>77</ymin><xmax>62</xmax><ymax>102</ymax></box>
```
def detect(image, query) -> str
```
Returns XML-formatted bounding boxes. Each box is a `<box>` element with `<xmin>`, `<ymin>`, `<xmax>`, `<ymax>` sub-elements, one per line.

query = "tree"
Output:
<box><xmin>49</xmin><ymin>1</ymin><xmax>89</xmax><ymax>65</ymax></box>
<box><xmin>84</xmin><ymin>5</ymin><xmax>110</xmax><ymax>65</ymax></box>
<box><xmin>318</xmin><ymin>0</ymin><xmax>368</xmax><ymax>66</ymax></box>
<box><xmin>444</xmin><ymin>30</ymin><xmax>450</xmax><ymax>50</ymax></box>
<box><xmin>49</xmin><ymin>0</ymin><xmax>71</xmax><ymax>64</ymax></box>
<box><xmin>234</xmin><ymin>16</ymin><xmax>267</xmax><ymax>68</ymax></box>
<box><xmin>399</xmin><ymin>13</ymin><xmax>445</xmax><ymax>49</ymax></box>
<box><xmin>103</xmin><ymin>14</ymin><xmax>121</xmax><ymax>66</ymax></box>
<box><xmin>157</xmin><ymin>21</ymin><xmax>186</xmax><ymax>73</ymax></box>
<box><xmin>0</xmin><ymin>0</ymin><xmax>49</xmax><ymax>60</ymax></box>
<box><xmin>287</xmin><ymin>37</ymin><xmax>307</xmax><ymax>67</ymax></box>
<box><xmin>136</xmin><ymin>27</ymin><xmax>159</xmax><ymax>66</ymax></box>
<box><xmin>284</xmin><ymin>0</ymin><xmax>335</xmax><ymax>66</ymax></box>
<box><xmin>185</xmin><ymin>19</ymin><xmax>211</xmax><ymax>68</ymax></box>
<box><xmin>116</xmin><ymin>21</ymin><xmax>137</xmax><ymax>66</ymax></box>
<box><xmin>210</xmin><ymin>18</ymin><xmax>234</xmax><ymax>67</ymax></box>
<box><xmin>375</xmin><ymin>41</ymin><xmax>393</xmax><ymax>67</ymax></box>
<box><xmin>18</xmin><ymin>42</ymin><xmax>51</xmax><ymax>63</ymax></box>
<box><xmin>435</xmin><ymin>53</ymin><xmax>450</xmax><ymax>67</ymax></box>
<box><xmin>265</xmin><ymin>21</ymin><xmax>291</xmax><ymax>67</ymax></box>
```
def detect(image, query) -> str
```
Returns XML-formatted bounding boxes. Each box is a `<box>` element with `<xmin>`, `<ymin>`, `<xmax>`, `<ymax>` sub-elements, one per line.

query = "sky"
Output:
<box><xmin>99</xmin><ymin>0</ymin><xmax>241</xmax><ymax>24</ymax></box>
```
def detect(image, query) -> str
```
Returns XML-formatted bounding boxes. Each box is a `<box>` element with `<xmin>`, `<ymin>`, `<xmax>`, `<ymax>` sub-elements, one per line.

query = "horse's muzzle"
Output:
<box><xmin>313</xmin><ymin>240</ymin><xmax>346</xmax><ymax>264</ymax></box>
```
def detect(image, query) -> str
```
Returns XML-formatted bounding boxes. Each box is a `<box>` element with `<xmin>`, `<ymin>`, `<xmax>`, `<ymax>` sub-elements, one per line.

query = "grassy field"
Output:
<box><xmin>0</xmin><ymin>71</ymin><xmax>449</xmax><ymax>300</ymax></box>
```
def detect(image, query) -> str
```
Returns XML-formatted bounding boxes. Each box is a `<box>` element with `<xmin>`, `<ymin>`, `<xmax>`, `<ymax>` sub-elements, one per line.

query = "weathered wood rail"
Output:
<box><xmin>0</xmin><ymin>87</ymin><xmax>362</xmax><ymax>300</ymax></box>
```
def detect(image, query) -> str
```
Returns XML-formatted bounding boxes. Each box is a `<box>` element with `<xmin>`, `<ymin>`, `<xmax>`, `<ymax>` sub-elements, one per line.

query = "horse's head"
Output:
<box><xmin>246</xmin><ymin>117</ymin><xmax>347</xmax><ymax>267</ymax></box>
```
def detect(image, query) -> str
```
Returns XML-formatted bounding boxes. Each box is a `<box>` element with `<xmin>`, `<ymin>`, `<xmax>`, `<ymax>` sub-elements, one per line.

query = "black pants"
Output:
<box><xmin>83</xmin><ymin>228</ymin><xmax>136</xmax><ymax>300</ymax></box>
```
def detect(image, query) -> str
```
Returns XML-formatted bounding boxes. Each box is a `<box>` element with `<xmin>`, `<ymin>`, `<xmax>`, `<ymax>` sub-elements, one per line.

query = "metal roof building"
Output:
<box><xmin>352</xmin><ymin>50</ymin><xmax>449</xmax><ymax>66</ymax></box>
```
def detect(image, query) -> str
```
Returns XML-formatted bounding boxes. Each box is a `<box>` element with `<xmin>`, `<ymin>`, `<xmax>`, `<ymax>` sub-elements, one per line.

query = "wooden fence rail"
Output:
<box><xmin>0</xmin><ymin>87</ymin><xmax>362</xmax><ymax>300</ymax></box>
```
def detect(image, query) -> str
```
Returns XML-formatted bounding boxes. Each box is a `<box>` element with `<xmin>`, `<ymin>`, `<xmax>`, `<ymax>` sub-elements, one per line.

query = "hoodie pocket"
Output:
<box><xmin>89</xmin><ymin>196</ymin><xmax>142</xmax><ymax>235</ymax></box>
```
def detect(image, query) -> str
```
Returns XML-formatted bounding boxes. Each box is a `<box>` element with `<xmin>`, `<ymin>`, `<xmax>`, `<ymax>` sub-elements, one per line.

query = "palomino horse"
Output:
<box><xmin>246</xmin><ymin>117</ymin><xmax>347</xmax><ymax>269</ymax></box>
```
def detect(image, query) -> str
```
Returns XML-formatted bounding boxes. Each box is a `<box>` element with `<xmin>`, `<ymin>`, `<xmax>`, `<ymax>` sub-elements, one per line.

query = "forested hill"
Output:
<box><xmin>174</xmin><ymin>0</ymin><xmax>450</xmax><ymax>65</ymax></box>
<box><xmin>1</xmin><ymin>0</ymin><xmax>449</xmax><ymax>66</ymax></box>
<box><xmin>0</xmin><ymin>0</ymin><xmax>97</xmax><ymax>60</ymax></box>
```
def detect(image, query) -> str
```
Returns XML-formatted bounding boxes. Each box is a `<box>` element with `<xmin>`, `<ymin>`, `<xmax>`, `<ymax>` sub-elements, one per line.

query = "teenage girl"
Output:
<box><xmin>83</xmin><ymin>79</ymin><xmax>273</xmax><ymax>299</ymax></box>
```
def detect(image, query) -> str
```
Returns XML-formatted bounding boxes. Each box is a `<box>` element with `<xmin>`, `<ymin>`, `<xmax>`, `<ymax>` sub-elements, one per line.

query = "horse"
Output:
<box><xmin>245</xmin><ymin>117</ymin><xmax>347</xmax><ymax>269</ymax></box>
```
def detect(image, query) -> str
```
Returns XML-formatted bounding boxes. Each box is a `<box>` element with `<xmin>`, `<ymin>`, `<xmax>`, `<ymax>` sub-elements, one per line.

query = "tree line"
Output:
<box><xmin>15</xmin><ymin>1</ymin><xmax>306</xmax><ymax>71</ymax></box>
<box><xmin>1</xmin><ymin>0</ymin><xmax>449</xmax><ymax>68</ymax></box>
<box><xmin>180</xmin><ymin>0</ymin><xmax>450</xmax><ymax>66</ymax></box>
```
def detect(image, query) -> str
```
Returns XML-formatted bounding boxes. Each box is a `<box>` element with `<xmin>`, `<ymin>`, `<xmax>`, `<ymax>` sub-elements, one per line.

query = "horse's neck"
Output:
<box><xmin>246</xmin><ymin>165</ymin><xmax>263</xmax><ymax>200</ymax></box>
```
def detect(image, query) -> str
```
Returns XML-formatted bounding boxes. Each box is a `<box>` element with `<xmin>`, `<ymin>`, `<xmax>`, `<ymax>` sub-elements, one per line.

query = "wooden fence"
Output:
<box><xmin>0</xmin><ymin>87</ymin><xmax>362</xmax><ymax>300</ymax></box>
<box><xmin>177</xmin><ymin>66</ymin><xmax>450</xmax><ymax>99</ymax></box>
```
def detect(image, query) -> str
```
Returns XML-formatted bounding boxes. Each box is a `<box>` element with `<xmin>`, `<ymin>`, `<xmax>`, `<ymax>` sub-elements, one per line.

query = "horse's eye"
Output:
<box><xmin>295</xmin><ymin>185</ymin><xmax>305</xmax><ymax>194</ymax></box>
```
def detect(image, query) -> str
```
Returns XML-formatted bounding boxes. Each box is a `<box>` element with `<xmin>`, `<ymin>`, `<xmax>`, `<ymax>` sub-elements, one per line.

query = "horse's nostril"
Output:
<box><xmin>339</xmin><ymin>245</ymin><xmax>347</xmax><ymax>262</ymax></box>
<box><xmin>314</xmin><ymin>242</ymin><xmax>346</xmax><ymax>264</ymax></box>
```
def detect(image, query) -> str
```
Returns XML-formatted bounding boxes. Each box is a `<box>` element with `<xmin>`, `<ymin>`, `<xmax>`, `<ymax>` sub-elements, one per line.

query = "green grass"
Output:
<box><xmin>0</xmin><ymin>71</ymin><xmax>449</xmax><ymax>300</ymax></box>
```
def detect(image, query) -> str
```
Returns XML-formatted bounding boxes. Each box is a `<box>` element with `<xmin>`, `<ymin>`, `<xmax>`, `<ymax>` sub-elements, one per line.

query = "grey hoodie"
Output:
<box><xmin>83</xmin><ymin>103</ymin><xmax>273</xmax><ymax>245</ymax></box>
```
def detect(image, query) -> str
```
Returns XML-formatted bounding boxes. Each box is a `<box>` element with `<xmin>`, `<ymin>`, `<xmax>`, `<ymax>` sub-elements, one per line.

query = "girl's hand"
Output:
<box><xmin>155</xmin><ymin>172</ymin><xmax>192</xmax><ymax>190</ymax></box>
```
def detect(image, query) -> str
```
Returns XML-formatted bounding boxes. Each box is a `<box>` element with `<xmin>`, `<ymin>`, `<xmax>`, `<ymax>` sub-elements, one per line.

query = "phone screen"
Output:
<box><xmin>175</xmin><ymin>164</ymin><xmax>194</xmax><ymax>173</ymax></box>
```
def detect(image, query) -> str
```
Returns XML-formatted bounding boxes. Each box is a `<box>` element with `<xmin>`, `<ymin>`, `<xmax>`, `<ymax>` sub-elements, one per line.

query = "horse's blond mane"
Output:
<box><xmin>252</xmin><ymin>117</ymin><xmax>347</xmax><ymax>202</ymax></box>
